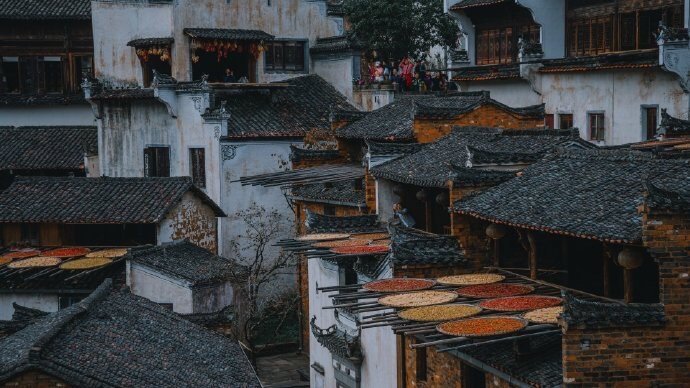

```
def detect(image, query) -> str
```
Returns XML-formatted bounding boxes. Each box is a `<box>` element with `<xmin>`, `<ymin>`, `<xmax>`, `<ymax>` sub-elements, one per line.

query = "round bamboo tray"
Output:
<box><xmin>479</xmin><ymin>295</ymin><xmax>563</xmax><ymax>312</ymax></box>
<box><xmin>41</xmin><ymin>247</ymin><xmax>91</xmax><ymax>258</ymax></box>
<box><xmin>378</xmin><ymin>291</ymin><xmax>458</xmax><ymax>308</ymax></box>
<box><xmin>0</xmin><ymin>250</ymin><xmax>40</xmax><ymax>261</ymax></box>
<box><xmin>86</xmin><ymin>248</ymin><xmax>128</xmax><ymax>258</ymax></box>
<box><xmin>296</xmin><ymin>233</ymin><xmax>351</xmax><ymax>242</ymax></box>
<box><xmin>368</xmin><ymin>239</ymin><xmax>391</xmax><ymax>246</ymax></box>
<box><xmin>8</xmin><ymin>257</ymin><xmax>62</xmax><ymax>269</ymax></box>
<box><xmin>0</xmin><ymin>257</ymin><xmax>13</xmax><ymax>266</ymax></box>
<box><xmin>456</xmin><ymin>283</ymin><xmax>534</xmax><ymax>299</ymax></box>
<box><xmin>398</xmin><ymin>304</ymin><xmax>482</xmax><ymax>322</ymax></box>
<box><xmin>523</xmin><ymin>306</ymin><xmax>564</xmax><ymax>324</ymax></box>
<box><xmin>437</xmin><ymin>316</ymin><xmax>528</xmax><ymax>337</ymax></box>
<box><xmin>312</xmin><ymin>239</ymin><xmax>372</xmax><ymax>249</ymax></box>
<box><xmin>436</xmin><ymin>274</ymin><xmax>505</xmax><ymax>286</ymax></box>
<box><xmin>363</xmin><ymin>278</ymin><xmax>435</xmax><ymax>293</ymax></box>
<box><xmin>60</xmin><ymin>257</ymin><xmax>113</xmax><ymax>270</ymax></box>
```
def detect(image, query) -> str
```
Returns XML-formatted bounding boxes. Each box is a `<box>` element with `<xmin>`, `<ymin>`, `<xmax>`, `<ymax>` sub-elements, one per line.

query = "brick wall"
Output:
<box><xmin>298</xmin><ymin>254</ymin><xmax>310</xmax><ymax>352</ymax></box>
<box><xmin>449</xmin><ymin>184</ymin><xmax>491</xmax><ymax>271</ymax></box>
<box><xmin>413</xmin><ymin>105</ymin><xmax>544</xmax><ymax>143</ymax></box>
<box><xmin>562</xmin><ymin>207</ymin><xmax>690</xmax><ymax>386</ymax></box>
<box><xmin>404</xmin><ymin>336</ymin><xmax>464</xmax><ymax>388</ymax></box>
<box><xmin>365</xmin><ymin>169</ymin><xmax>377</xmax><ymax>213</ymax></box>
<box><xmin>2</xmin><ymin>370</ymin><xmax>69</xmax><ymax>388</ymax></box>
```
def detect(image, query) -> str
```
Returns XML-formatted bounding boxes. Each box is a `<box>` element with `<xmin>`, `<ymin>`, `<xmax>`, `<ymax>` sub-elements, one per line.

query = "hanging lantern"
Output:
<box><xmin>485</xmin><ymin>223</ymin><xmax>507</xmax><ymax>240</ymax></box>
<box><xmin>392</xmin><ymin>185</ymin><xmax>404</xmax><ymax>196</ymax></box>
<box><xmin>435</xmin><ymin>192</ymin><xmax>449</xmax><ymax>205</ymax></box>
<box><xmin>617</xmin><ymin>248</ymin><xmax>645</xmax><ymax>269</ymax></box>
<box><xmin>416</xmin><ymin>189</ymin><xmax>427</xmax><ymax>202</ymax></box>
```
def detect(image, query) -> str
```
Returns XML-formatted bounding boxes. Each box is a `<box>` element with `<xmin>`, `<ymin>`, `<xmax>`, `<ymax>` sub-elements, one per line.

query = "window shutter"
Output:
<box><xmin>157</xmin><ymin>148</ymin><xmax>170</xmax><ymax>177</ymax></box>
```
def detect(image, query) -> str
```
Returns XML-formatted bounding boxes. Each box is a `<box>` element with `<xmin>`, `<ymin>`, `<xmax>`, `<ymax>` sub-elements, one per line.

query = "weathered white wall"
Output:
<box><xmin>313</xmin><ymin>56</ymin><xmax>355</xmax><ymax>101</ymax></box>
<box><xmin>192</xmin><ymin>282</ymin><xmax>234</xmax><ymax>314</ymax></box>
<box><xmin>455</xmin><ymin>79</ymin><xmax>542</xmax><ymax>108</ymax></box>
<box><xmin>127</xmin><ymin>261</ymin><xmax>194</xmax><ymax>314</ymax></box>
<box><xmin>92</xmin><ymin>1</ymin><xmax>174</xmax><ymax>85</ymax></box>
<box><xmin>517</xmin><ymin>0</ymin><xmax>565</xmax><ymax>59</ymax></box>
<box><xmin>158</xmin><ymin>192</ymin><xmax>219</xmax><ymax>253</ymax></box>
<box><xmin>541</xmin><ymin>69</ymin><xmax>688</xmax><ymax>145</ymax></box>
<box><xmin>221</xmin><ymin>140</ymin><xmax>296</xmax><ymax>257</ymax></box>
<box><xmin>376</xmin><ymin>179</ymin><xmax>399</xmax><ymax>223</ymax></box>
<box><xmin>0</xmin><ymin>106</ymin><xmax>95</xmax><ymax>127</ymax></box>
<box><xmin>352</xmin><ymin>89</ymin><xmax>396</xmax><ymax>112</ymax></box>
<box><xmin>308</xmin><ymin>258</ymin><xmax>339</xmax><ymax>388</ymax></box>
<box><xmin>359</xmin><ymin>325</ymin><xmax>398</xmax><ymax>388</ymax></box>
<box><xmin>0</xmin><ymin>293</ymin><xmax>59</xmax><ymax>320</ymax></box>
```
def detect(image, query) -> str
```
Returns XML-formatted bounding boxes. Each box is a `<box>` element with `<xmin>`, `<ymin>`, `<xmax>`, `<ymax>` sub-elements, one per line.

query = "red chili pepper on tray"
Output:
<box><xmin>479</xmin><ymin>296</ymin><xmax>562</xmax><ymax>312</ymax></box>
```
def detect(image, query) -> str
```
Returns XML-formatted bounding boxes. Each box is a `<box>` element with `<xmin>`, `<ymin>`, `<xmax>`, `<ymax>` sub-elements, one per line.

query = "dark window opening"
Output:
<box><xmin>354</xmin><ymin>179</ymin><xmax>363</xmax><ymax>191</ymax></box>
<box><xmin>323</xmin><ymin>205</ymin><xmax>336</xmax><ymax>216</ymax></box>
<box><xmin>41</xmin><ymin>57</ymin><xmax>63</xmax><ymax>93</ymax></box>
<box><xmin>643</xmin><ymin>106</ymin><xmax>658</xmax><ymax>140</ymax></box>
<box><xmin>589</xmin><ymin>113</ymin><xmax>605</xmax><ymax>141</ymax></box>
<box><xmin>265</xmin><ymin>41</ymin><xmax>305</xmax><ymax>71</ymax></box>
<box><xmin>144</xmin><ymin>147</ymin><xmax>170</xmax><ymax>177</ymax></box>
<box><xmin>1</xmin><ymin>58</ymin><xmax>20</xmax><ymax>93</ymax></box>
<box><xmin>20</xmin><ymin>224</ymin><xmax>39</xmax><ymax>245</ymax></box>
<box><xmin>559</xmin><ymin>114</ymin><xmax>574</xmax><ymax>129</ymax></box>
<box><xmin>74</xmin><ymin>55</ymin><xmax>94</xmax><ymax>90</ymax></box>
<box><xmin>58</xmin><ymin>295</ymin><xmax>84</xmax><ymax>310</ymax></box>
<box><xmin>463</xmin><ymin>363</ymin><xmax>486</xmax><ymax>388</ymax></box>
<box><xmin>190</xmin><ymin>148</ymin><xmax>206</xmax><ymax>188</ymax></box>
<box><xmin>545</xmin><ymin>114</ymin><xmax>555</xmax><ymax>129</ymax></box>
<box><xmin>415</xmin><ymin>347</ymin><xmax>427</xmax><ymax>382</ymax></box>
<box><xmin>191</xmin><ymin>43</ymin><xmax>256</xmax><ymax>82</ymax></box>
<box><xmin>142</xmin><ymin>55</ymin><xmax>172</xmax><ymax>87</ymax></box>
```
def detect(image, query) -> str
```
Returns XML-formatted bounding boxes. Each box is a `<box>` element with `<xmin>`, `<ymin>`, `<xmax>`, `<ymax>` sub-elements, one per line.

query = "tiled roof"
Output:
<box><xmin>371</xmin><ymin>127</ymin><xmax>585</xmax><ymax>188</ymax></box>
<box><xmin>290</xmin><ymin>146</ymin><xmax>342</xmax><ymax>163</ymax></box>
<box><xmin>224</xmin><ymin>75</ymin><xmax>356</xmax><ymax>139</ymax></box>
<box><xmin>305</xmin><ymin>210</ymin><xmax>382</xmax><ymax>233</ymax></box>
<box><xmin>455</xmin><ymin>332</ymin><xmax>563</xmax><ymax>388</ymax></box>
<box><xmin>0</xmin><ymin>127</ymin><xmax>97</xmax><ymax>171</ymax></box>
<box><xmin>337</xmin><ymin>93</ymin><xmax>543</xmax><ymax>141</ymax></box>
<box><xmin>367</xmin><ymin>141</ymin><xmax>424</xmax><ymax>156</ymax></box>
<box><xmin>184</xmin><ymin>28</ymin><xmax>274</xmax><ymax>41</ymax></box>
<box><xmin>451</xmin><ymin>64</ymin><xmax>520</xmax><ymax>82</ymax></box>
<box><xmin>389</xmin><ymin>223</ymin><xmax>467</xmax><ymax>266</ymax></box>
<box><xmin>290</xmin><ymin>180</ymin><xmax>366</xmax><ymax>207</ymax></box>
<box><xmin>0</xmin><ymin>304</ymin><xmax>50</xmax><ymax>337</ymax></box>
<box><xmin>539</xmin><ymin>50</ymin><xmax>659</xmax><ymax>73</ymax></box>
<box><xmin>310</xmin><ymin>35</ymin><xmax>357</xmax><ymax>55</ymax></box>
<box><xmin>0</xmin><ymin>0</ymin><xmax>91</xmax><ymax>19</ymax></box>
<box><xmin>353</xmin><ymin>255</ymin><xmax>390</xmax><ymax>279</ymax></box>
<box><xmin>449</xmin><ymin>0</ymin><xmax>507</xmax><ymax>11</ymax></box>
<box><xmin>658</xmin><ymin>109</ymin><xmax>690</xmax><ymax>137</ymax></box>
<box><xmin>336</xmin><ymin>95</ymin><xmax>430</xmax><ymax>141</ymax></box>
<box><xmin>0</xmin><ymin>176</ymin><xmax>225</xmax><ymax>224</ymax></box>
<box><xmin>90</xmin><ymin>88</ymin><xmax>155</xmax><ymax>100</ymax></box>
<box><xmin>127</xmin><ymin>37</ymin><xmax>174</xmax><ymax>47</ymax></box>
<box><xmin>455</xmin><ymin>149</ymin><xmax>690</xmax><ymax>243</ymax></box>
<box><xmin>0</xmin><ymin>280</ymin><xmax>262</xmax><ymax>387</ymax></box>
<box><xmin>310</xmin><ymin>317</ymin><xmax>362</xmax><ymax>363</ymax></box>
<box><xmin>326</xmin><ymin>0</ymin><xmax>345</xmax><ymax>16</ymax></box>
<box><xmin>561</xmin><ymin>292</ymin><xmax>665</xmax><ymax>329</ymax></box>
<box><xmin>127</xmin><ymin>240</ymin><xmax>235</xmax><ymax>286</ymax></box>
<box><xmin>644</xmin><ymin>181</ymin><xmax>690</xmax><ymax>213</ymax></box>
<box><xmin>0</xmin><ymin>94</ymin><xmax>87</xmax><ymax>106</ymax></box>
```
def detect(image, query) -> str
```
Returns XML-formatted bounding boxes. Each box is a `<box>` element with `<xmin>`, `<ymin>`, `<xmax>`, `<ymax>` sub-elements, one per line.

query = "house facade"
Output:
<box><xmin>446</xmin><ymin>0</ymin><xmax>690</xmax><ymax>145</ymax></box>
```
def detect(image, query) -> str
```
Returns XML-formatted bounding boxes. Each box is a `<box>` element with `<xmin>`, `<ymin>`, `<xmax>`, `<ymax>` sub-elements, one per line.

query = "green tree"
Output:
<box><xmin>344</xmin><ymin>0</ymin><xmax>459</xmax><ymax>61</ymax></box>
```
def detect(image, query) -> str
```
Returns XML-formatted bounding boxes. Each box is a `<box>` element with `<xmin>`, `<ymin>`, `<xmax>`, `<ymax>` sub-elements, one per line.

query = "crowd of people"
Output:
<box><xmin>363</xmin><ymin>56</ymin><xmax>452</xmax><ymax>93</ymax></box>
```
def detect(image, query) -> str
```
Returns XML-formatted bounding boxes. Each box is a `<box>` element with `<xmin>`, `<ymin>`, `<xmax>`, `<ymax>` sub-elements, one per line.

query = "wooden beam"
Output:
<box><xmin>493</xmin><ymin>239</ymin><xmax>500</xmax><ymax>267</ymax></box>
<box><xmin>624</xmin><ymin>268</ymin><xmax>634</xmax><ymax>303</ymax></box>
<box><xmin>603</xmin><ymin>252</ymin><xmax>611</xmax><ymax>298</ymax></box>
<box><xmin>527</xmin><ymin>232</ymin><xmax>538</xmax><ymax>280</ymax></box>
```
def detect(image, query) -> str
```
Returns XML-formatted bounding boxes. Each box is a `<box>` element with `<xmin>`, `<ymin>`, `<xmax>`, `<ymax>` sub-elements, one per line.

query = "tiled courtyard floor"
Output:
<box><xmin>256</xmin><ymin>352</ymin><xmax>309</xmax><ymax>387</ymax></box>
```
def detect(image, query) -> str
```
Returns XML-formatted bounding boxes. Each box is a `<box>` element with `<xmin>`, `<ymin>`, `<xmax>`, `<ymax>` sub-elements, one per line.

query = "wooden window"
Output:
<box><xmin>463</xmin><ymin>363</ymin><xmax>486</xmax><ymax>387</ymax></box>
<box><xmin>20</xmin><ymin>224</ymin><xmax>39</xmax><ymax>245</ymax></box>
<box><xmin>142</xmin><ymin>55</ymin><xmax>171</xmax><ymax>87</ymax></box>
<box><xmin>189</xmin><ymin>148</ymin><xmax>206</xmax><ymax>188</ymax></box>
<box><xmin>74</xmin><ymin>55</ymin><xmax>94</xmax><ymax>90</ymax></box>
<box><xmin>323</xmin><ymin>205</ymin><xmax>336</xmax><ymax>216</ymax></box>
<box><xmin>589</xmin><ymin>113</ymin><xmax>605</xmax><ymax>141</ymax></box>
<box><xmin>265</xmin><ymin>41</ymin><xmax>305</xmax><ymax>71</ymax></box>
<box><xmin>40</xmin><ymin>57</ymin><xmax>64</xmax><ymax>93</ymax></box>
<box><xmin>1</xmin><ymin>57</ymin><xmax>20</xmax><ymax>93</ymax></box>
<box><xmin>559</xmin><ymin>114</ymin><xmax>574</xmax><ymax>129</ymax></box>
<box><xmin>643</xmin><ymin>107</ymin><xmax>658</xmax><ymax>140</ymax></box>
<box><xmin>415</xmin><ymin>347</ymin><xmax>427</xmax><ymax>382</ymax></box>
<box><xmin>568</xmin><ymin>16</ymin><xmax>613</xmax><ymax>56</ymax></box>
<box><xmin>144</xmin><ymin>147</ymin><xmax>170</xmax><ymax>177</ymax></box>
<box><xmin>620</xmin><ymin>13</ymin><xmax>636</xmax><ymax>51</ymax></box>
<box><xmin>545</xmin><ymin>114</ymin><xmax>555</xmax><ymax>129</ymax></box>
<box><xmin>638</xmin><ymin>10</ymin><xmax>663</xmax><ymax>50</ymax></box>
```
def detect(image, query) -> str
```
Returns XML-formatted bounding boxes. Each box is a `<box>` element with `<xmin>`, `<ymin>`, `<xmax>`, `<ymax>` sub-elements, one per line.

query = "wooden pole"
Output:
<box><xmin>493</xmin><ymin>239</ymin><xmax>500</xmax><ymax>267</ymax></box>
<box><xmin>425</xmin><ymin>199</ymin><xmax>432</xmax><ymax>233</ymax></box>
<box><xmin>603</xmin><ymin>253</ymin><xmax>611</xmax><ymax>298</ymax></box>
<box><xmin>624</xmin><ymin>268</ymin><xmax>634</xmax><ymax>303</ymax></box>
<box><xmin>527</xmin><ymin>232</ymin><xmax>538</xmax><ymax>280</ymax></box>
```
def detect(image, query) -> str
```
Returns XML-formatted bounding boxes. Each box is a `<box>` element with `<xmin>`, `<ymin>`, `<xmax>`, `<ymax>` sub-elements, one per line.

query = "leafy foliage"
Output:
<box><xmin>344</xmin><ymin>0</ymin><xmax>459</xmax><ymax>60</ymax></box>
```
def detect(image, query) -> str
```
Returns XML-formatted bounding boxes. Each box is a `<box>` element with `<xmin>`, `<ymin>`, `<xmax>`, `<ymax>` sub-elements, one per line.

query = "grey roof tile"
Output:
<box><xmin>0</xmin><ymin>127</ymin><xmax>97</xmax><ymax>171</ymax></box>
<box><xmin>561</xmin><ymin>292</ymin><xmax>665</xmax><ymax>329</ymax></box>
<box><xmin>184</xmin><ymin>28</ymin><xmax>274</xmax><ymax>41</ymax></box>
<box><xmin>305</xmin><ymin>211</ymin><xmax>381</xmax><ymax>233</ymax></box>
<box><xmin>0</xmin><ymin>0</ymin><xmax>91</xmax><ymax>19</ymax></box>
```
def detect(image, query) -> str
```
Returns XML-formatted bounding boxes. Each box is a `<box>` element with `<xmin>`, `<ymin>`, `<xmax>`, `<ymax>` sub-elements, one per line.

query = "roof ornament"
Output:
<box><xmin>151</xmin><ymin>70</ymin><xmax>177</xmax><ymax>87</ymax></box>
<box><xmin>518</xmin><ymin>36</ymin><xmax>543</xmax><ymax>61</ymax></box>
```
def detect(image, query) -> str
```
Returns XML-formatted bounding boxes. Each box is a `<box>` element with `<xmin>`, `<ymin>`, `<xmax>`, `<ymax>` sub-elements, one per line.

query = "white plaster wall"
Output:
<box><xmin>542</xmin><ymin>69</ymin><xmax>689</xmax><ymax>145</ymax></box>
<box><xmin>0</xmin><ymin>294</ymin><xmax>59</xmax><ymax>320</ymax></box>
<box><xmin>221</xmin><ymin>140</ymin><xmax>296</xmax><ymax>264</ymax></box>
<box><xmin>313</xmin><ymin>56</ymin><xmax>354</xmax><ymax>101</ymax></box>
<box><xmin>353</xmin><ymin>90</ymin><xmax>396</xmax><ymax>112</ymax></box>
<box><xmin>376</xmin><ymin>179</ymin><xmax>399</xmax><ymax>223</ymax></box>
<box><xmin>91</xmin><ymin>1</ymin><xmax>174</xmax><ymax>85</ymax></box>
<box><xmin>517</xmin><ymin>0</ymin><xmax>565</xmax><ymax>59</ymax></box>
<box><xmin>359</xmin><ymin>325</ymin><xmax>398</xmax><ymax>388</ymax></box>
<box><xmin>455</xmin><ymin>79</ymin><xmax>542</xmax><ymax>108</ymax></box>
<box><xmin>127</xmin><ymin>261</ymin><xmax>194</xmax><ymax>314</ymax></box>
<box><xmin>192</xmin><ymin>282</ymin><xmax>234</xmax><ymax>314</ymax></box>
<box><xmin>171</xmin><ymin>0</ymin><xmax>342</xmax><ymax>82</ymax></box>
<box><xmin>157</xmin><ymin>192</ymin><xmax>219</xmax><ymax>253</ymax></box>
<box><xmin>308</xmin><ymin>258</ymin><xmax>340</xmax><ymax>388</ymax></box>
<box><xmin>0</xmin><ymin>106</ymin><xmax>95</xmax><ymax>127</ymax></box>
